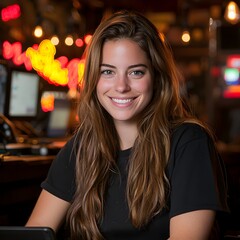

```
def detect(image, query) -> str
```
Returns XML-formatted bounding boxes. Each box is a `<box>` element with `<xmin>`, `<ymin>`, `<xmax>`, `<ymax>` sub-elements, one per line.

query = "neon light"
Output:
<box><xmin>223</xmin><ymin>91</ymin><xmax>240</xmax><ymax>98</ymax></box>
<box><xmin>26</xmin><ymin>40</ymin><xmax>69</xmax><ymax>86</ymax></box>
<box><xmin>227</xmin><ymin>55</ymin><xmax>240</xmax><ymax>69</ymax></box>
<box><xmin>57</xmin><ymin>56</ymin><xmax>69</xmax><ymax>67</ymax></box>
<box><xmin>223</xmin><ymin>85</ymin><xmax>240</xmax><ymax>98</ymax></box>
<box><xmin>224</xmin><ymin>68</ymin><xmax>239</xmax><ymax>85</ymax></box>
<box><xmin>3</xmin><ymin>41</ymin><xmax>32</xmax><ymax>71</ymax></box>
<box><xmin>41</xmin><ymin>92</ymin><xmax>55</xmax><ymax>112</ymax></box>
<box><xmin>2</xmin><ymin>40</ymin><xmax>85</xmax><ymax>89</ymax></box>
<box><xmin>66</xmin><ymin>58</ymin><xmax>80</xmax><ymax>89</ymax></box>
<box><xmin>1</xmin><ymin>4</ymin><xmax>21</xmax><ymax>22</ymax></box>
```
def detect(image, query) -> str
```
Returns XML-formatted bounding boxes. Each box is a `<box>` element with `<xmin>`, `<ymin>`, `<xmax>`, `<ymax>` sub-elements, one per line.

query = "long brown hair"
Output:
<box><xmin>67</xmin><ymin>10</ymin><xmax>203</xmax><ymax>240</ymax></box>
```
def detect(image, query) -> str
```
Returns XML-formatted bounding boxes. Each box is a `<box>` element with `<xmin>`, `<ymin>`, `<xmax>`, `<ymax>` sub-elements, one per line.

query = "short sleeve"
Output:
<box><xmin>41</xmin><ymin>136</ymin><xmax>77</xmax><ymax>202</ymax></box>
<box><xmin>168</xmin><ymin>124</ymin><xmax>229</xmax><ymax>218</ymax></box>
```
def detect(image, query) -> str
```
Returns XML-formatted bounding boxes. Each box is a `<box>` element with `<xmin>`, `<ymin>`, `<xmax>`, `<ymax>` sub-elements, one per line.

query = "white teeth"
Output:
<box><xmin>112</xmin><ymin>98</ymin><xmax>132</xmax><ymax>104</ymax></box>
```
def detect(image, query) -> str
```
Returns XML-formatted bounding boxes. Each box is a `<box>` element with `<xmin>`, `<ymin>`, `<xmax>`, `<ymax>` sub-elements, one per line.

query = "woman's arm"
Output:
<box><xmin>169</xmin><ymin>210</ymin><xmax>216</xmax><ymax>240</ymax></box>
<box><xmin>26</xmin><ymin>189</ymin><xmax>70</xmax><ymax>232</ymax></box>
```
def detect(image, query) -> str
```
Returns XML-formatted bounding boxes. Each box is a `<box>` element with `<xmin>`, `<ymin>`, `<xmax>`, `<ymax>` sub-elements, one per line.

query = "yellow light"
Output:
<box><xmin>34</xmin><ymin>25</ymin><xmax>43</xmax><ymax>38</ymax></box>
<box><xmin>26</xmin><ymin>39</ymin><xmax>68</xmax><ymax>86</ymax></box>
<box><xmin>224</xmin><ymin>1</ymin><xmax>240</xmax><ymax>24</ymax></box>
<box><xmin>51</xmin><ymin>35</ymin><xmax>59</xmax><ymax>45</ymax></box>
<box><xmin>65</xmin><ymin>35</ymin><xmax>74</xmax><ymax>46</ymax></box>
<box><xmin>181</xmin><ymin>30</ymin><xmax>191</xmax><ymax>43</ymax></box>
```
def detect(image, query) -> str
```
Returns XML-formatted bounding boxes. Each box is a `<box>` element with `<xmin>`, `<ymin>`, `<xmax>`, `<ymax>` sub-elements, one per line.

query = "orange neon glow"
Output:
<box><xmin>41</xmin><ymin>93</ymin><xmax>55</xmax><ymax>112</ymax></box>
<box><xmin>84</xmin><ymin>34</ymin><xmax>92</xmax><ymax>45</ymax></box>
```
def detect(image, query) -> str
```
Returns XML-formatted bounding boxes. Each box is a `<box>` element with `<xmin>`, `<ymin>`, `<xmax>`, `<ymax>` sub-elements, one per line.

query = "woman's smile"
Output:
<box><xmin>111</xmin><ymin>98</ymin><xmax>133</xmax><ymax>104</ymax></box>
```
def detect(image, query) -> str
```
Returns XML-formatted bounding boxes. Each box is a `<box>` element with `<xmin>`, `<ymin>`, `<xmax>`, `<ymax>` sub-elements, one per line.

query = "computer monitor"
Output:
<box><xmin>46</xmin><ymin>97</ymin><xmax>71</xmax><ymax>138</ymax></box>
<box><xmin>4</xmin><ymin>69</ymin><xmax>40</xmax><ymax>120</ymax></box>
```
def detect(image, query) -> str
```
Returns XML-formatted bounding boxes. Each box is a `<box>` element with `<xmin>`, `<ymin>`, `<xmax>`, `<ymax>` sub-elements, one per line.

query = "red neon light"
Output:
<box><xmin>223</xmin><ymin>91</ymin><xmax>240</xmax><ymax>98</ymax></box>
<box><xmin>68</xmin><ymin>58</ymin><xmax>81</xmax><ymax>89</ymax></box>
<box><xmin>3</xmin><ymin>41</ymin><xmax>32</xmax><ymax>71</ymax></box>
<box><xmin>227</xmin><ymin>55</ymin><xmax>240</xmax><ymax>69</ymax></box>
<box><xmin>223</xmin><ymin>85</ymin><xmax>240</xmax><ymax>98</ymax></box>
<box><xmin>57</xmin><ymin>56</ymin><xmax>69</xmax><ymax>67</ymax></box>
<box><xmin>1</xmin><ymin>4</ymin><xmax>21</xmax><ymax>22</ymax></box>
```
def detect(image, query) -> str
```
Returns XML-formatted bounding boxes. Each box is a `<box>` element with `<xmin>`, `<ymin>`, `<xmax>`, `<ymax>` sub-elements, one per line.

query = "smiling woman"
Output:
<box><xmin>97</xmin><ymin>39</ymin><xmax>153</xmax><ymax>133</ymax></box>
<box><xmin>26</xmin><ymin>10</ymin><xmax>229</xmax><ymax>240</ymax></box>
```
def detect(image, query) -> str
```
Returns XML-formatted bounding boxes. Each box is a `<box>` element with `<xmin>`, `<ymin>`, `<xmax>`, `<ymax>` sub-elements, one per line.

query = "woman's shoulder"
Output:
<box><xmin>171</xmin><ymin>122</ymin><xmax>211</xmax><ymax>148</ymax></box>
<box><xmin>54</xmin><ymin>133</ymin><xmax>78</xmax><ymax>161</ymax></box>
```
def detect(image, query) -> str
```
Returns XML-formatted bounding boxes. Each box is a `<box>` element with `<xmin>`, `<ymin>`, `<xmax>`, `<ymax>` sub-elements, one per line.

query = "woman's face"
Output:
<box><xmin>96</xmin><ymin>38</ymin><xmax>153</xmax><ymax>125</ymax></box>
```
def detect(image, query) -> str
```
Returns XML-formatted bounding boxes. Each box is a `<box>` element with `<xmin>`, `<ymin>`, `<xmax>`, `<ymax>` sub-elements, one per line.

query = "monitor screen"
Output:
<box><xmin>5</xmin><ymin>70</ymin><xmax>40</xmax><ymax>119</ymax></box>
<box><xmin>46</xmin><ymin>98</ymin><xmax>71</xmax><ymax>138</ymax></box>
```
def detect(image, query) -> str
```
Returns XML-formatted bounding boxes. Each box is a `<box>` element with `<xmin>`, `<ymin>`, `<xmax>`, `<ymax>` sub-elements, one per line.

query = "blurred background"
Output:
<box><xmin>0</xmin><ymin>0</ymin><xmax>240</xmax><ymax>237</ymax></box>
<box><xmin>1</xmin><ymin>0</ymin><xmax>240</xmax><ymax>144</ymax></box>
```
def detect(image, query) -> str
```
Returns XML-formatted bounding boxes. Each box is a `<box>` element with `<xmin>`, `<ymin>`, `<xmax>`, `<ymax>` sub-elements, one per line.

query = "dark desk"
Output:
<box><xmin>0</xmin><ymin>155</ymin><xmax>54</xmax><ymax>225</ymax></box>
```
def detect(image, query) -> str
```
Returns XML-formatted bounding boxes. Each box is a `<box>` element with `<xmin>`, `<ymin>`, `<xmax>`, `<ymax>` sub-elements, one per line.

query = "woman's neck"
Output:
<box><xmin>114</xmin><ymin>121</ymin><xmax>138</xmax><ymax>150</ymax></box>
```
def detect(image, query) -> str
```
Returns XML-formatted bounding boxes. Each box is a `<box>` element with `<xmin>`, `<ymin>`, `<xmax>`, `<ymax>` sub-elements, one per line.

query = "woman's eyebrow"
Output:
<box><xmin>128</xmin><ymin>64</ymin><xmax>147</xmax><ymax>69</ymax></box>
<box><xmin>100</xmin><ymin>63</ymin><xmax>147</xmax><ymax>69</ymax></box>
<box><xmin>100</xmin><ymin>63</ymin><xmax>116</xmax><ymax>68</ymax></box>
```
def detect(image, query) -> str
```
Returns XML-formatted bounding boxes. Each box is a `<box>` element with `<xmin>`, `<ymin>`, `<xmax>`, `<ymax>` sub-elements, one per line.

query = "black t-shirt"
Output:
<box><xmin>41</xmin><ymin>123</ymin><xmax>229</xmax><ymax>239</ymax></box>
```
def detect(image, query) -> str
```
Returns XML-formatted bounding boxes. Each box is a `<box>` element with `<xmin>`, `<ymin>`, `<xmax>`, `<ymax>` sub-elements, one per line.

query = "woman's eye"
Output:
<box><xmin>130</xmin><ymin>70</ymin><xmax>144</xmax><ymax>77</ymax></box>
<box><xmin>101</xmin><ymin>69</ymin><xmax>113</xmax><ymax>75</ymax></box>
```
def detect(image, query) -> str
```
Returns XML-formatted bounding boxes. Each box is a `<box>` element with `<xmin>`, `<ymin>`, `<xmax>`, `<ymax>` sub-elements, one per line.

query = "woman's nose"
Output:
<box><xmin>115</xmin><ymin>74</ymin><xmax>130</xmax><ymax>93</ymax></box>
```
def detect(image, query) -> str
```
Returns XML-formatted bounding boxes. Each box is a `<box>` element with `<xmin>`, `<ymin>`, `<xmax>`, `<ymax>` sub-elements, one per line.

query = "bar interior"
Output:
<box><xmin>0</xmin><ymin>0</ymin><xmax>240</xmax><ymax>239</ymax></box>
